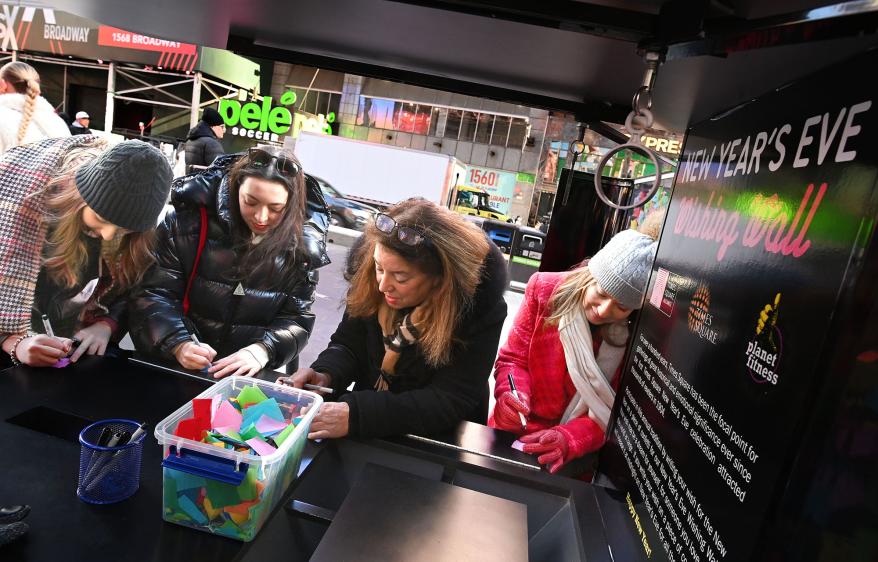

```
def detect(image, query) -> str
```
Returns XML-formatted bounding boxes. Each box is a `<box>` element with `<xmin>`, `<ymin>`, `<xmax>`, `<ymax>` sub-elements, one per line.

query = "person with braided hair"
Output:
<box><xmin>0</xmin><ymin>61</ymin><xmax>70</xmax><ymax>154</ymax></box>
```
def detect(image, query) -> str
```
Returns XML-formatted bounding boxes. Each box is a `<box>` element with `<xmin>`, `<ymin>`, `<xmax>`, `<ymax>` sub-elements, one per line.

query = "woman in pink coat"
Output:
<box><xmin>489</xmin><ymin>217</ymin><xmax>661</xmax><ymax>473</ymax></box>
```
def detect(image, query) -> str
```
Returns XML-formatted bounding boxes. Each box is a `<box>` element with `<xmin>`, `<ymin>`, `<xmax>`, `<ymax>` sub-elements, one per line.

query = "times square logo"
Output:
<box><xmin>687</xmin><ymin>284</ymin><xmax>719</xmax><ymax>344</ymax></box>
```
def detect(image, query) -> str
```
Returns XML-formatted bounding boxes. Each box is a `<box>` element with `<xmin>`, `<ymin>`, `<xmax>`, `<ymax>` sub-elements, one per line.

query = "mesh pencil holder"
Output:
<box><xmin>77</xmin><ymin>419</ymin><xmax>145</xmax><ymax>504</ymax></box>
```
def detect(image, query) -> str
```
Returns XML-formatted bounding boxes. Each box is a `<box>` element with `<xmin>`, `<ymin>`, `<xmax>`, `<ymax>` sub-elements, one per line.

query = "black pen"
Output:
<box><xmin>507</xmin><ymin>372</ymin><xmax>527</xmax><ymax>430</ymax></box>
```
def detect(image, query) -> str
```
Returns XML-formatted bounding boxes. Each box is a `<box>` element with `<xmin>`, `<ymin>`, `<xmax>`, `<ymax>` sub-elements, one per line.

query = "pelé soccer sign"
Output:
<box><xmin>218</xmin><ymin>90</ymin><xmax>335</xmax><ymax>142</ymax></box>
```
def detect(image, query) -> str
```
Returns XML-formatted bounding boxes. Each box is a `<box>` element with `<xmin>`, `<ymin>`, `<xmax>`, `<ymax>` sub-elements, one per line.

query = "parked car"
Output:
<box><xmin>310</xmin><ymin>174</ymin><xmax>379</xmax><ymax>230</ymax></box>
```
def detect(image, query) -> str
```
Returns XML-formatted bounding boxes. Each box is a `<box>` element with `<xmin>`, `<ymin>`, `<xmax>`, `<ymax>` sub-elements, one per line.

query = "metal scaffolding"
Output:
<box><xmin>1</xmin><ymin>50</ymin><xmax>244</xmax><ymax>137</ymax></box>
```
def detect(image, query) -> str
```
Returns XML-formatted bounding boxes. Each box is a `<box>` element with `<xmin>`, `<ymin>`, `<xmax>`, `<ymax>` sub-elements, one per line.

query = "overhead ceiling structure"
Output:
<box><xmin>44</xmin><ymin>0</ymin><xmax>878</xmax><ymax>135</ymax></box>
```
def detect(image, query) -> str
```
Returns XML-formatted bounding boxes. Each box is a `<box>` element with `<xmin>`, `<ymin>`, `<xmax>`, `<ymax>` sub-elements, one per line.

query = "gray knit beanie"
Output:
<box><xmin>74</xmin><ymin>140</ymin><xmax>172</xmax><ymax>232</ymax></box>
<box><xmin>589</xmin><ymin>229</ymin><xmax>658</xmax><ymax>310</ymax></box>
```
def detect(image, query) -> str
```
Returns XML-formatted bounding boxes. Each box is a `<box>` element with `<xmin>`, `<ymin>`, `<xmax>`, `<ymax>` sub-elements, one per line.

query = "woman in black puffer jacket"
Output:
<box><xmin>129</xmin><ymin>147</ymin><xmax>330</xmax><ymax>378</ymax></box>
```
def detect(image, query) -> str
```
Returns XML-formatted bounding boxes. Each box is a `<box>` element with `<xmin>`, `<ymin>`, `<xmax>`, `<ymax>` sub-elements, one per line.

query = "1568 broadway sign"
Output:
<box><xmin>219</xmin><ymin>91</ymin><xmax>335</xmax><ymax>142</ymax></box>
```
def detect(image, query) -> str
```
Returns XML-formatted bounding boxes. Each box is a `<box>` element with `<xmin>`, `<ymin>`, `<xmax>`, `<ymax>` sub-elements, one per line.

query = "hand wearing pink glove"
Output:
<box><xmin>520</xmin><ymin>428</ymin><xmax>570</xmax><ymax>474</ymax></box>
<box><xmin>492</xmin><ymin>390</ymin><xmax>530</xmax><ymax>432</ymax></box>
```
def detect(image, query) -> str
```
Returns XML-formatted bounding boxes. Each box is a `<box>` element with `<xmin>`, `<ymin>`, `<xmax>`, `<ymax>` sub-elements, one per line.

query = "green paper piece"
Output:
<box><xmin>171</xmin><ymin>470</ymin><xmax>205</xmax><ymax>492</ymax></box>
<box><xmin>273</xmin><ymin>422</ymin><xmax>297</xmax><ymax>447</ymax></box>
<box><xmin>239</xmin><ymin>424</ymin><xmax>261</xmax><ymax>441</ymax></box>
<box><xmin>163</xmin><ymin>475</ymin><xmax>179</xmax><ymax>512</ymax></box>
<box><xmin>236</xmin><ymin>385</ymin><xmax>268</xmax><ymax>406</ymax></box>
<box><xmin>218</xmin><ymin>428</ymin><xmax>244</xmax><ymax>441</ymax></box>
<box><xmin>218</xmin><ymin>519</ymin><xmax>241</xmax><ymax>534</ymax></box>
<box><xmin>178</xmin><ymin>494</ymin><xmax>208</xmax><ymax>525</ymax></box>
<box><xmin>236</xmin><ymin>467</ymin><xmax>259</xmax><ymax>502</ymax></box>
<box><xmin>167</xmin><ymin>513</ymin><xmax>190</xmax><ymax>523</ymax></box>
<box><xmin>205</xmin><ymin>478</ymin><xmax>242</xmax><ymax>509</ymax></box>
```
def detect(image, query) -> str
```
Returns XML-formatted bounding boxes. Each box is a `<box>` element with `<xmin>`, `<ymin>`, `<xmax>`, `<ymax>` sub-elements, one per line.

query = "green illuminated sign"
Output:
<box><xmin>218</xmin><ymin>90</ymin><xmax>335</xmax><ymax>142</ymax></box>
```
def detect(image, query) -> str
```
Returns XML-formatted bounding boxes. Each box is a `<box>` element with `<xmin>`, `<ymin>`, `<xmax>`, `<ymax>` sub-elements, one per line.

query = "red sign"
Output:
<box><xmin>97</xmin><ymin>26</ymin><xmax>195</xmax><ymax>55</ymax></box>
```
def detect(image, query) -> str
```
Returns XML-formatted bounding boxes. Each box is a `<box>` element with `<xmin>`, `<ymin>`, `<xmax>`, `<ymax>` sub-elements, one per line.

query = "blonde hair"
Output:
<box><xmin>545</xmin><ymin>267</ymin><xmax>595</xmax><ymax>326</ymax></box>
<box><xmin>40</xmin><ymin>137</ymin><xmax>156</xmax><ymax>289</ymax></box>
<box><xmin>1</xmin><ymin>62</ymin><xmax>42</xmax><ymax>146</ymax></box>
<box><xmin>546</xmin><ymin>208</ymin><xmax>665</xmax><ymax>327</ymax></box>
<box><xmin>347</xmin><ymin>198</ymin><xmax>491</xmax><ymax>366</ymax></box>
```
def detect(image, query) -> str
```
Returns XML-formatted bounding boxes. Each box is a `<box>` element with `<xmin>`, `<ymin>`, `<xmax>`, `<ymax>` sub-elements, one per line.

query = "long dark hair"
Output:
<box><xmin>225</xmin><ymin>147</ymin><xmax>306</xmax><ymax>288</ymax></box>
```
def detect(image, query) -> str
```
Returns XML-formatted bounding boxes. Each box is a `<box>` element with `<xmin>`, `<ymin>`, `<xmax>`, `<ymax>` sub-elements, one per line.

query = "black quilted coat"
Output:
<box><xmin>129</xmin><ymin>154</ymin><xmax>331</xmax><ymax>369</ymax></box>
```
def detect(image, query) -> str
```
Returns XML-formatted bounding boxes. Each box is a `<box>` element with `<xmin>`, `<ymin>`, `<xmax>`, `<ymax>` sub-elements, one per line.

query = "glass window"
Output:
<box><xmin>414</xmin><ymin>105</ymin><xmax>432</xmax><ymax>135</ymax></box>
<box><xmin>459</xmin><ymin>111</ymin><xmax>478</xmax><ymax>142</ymax></box>
<box><xmin>394</xmin><ymin>102</ymin><xmax>416</xmax><ymax>132</ymax></box>
<box><xmin>428</xmin><ymin>107</ymin><xmax>441</xmax><ymax>136</ymax></box>
<box><xmin>491</xmin><ymin>116</ymin><xmax>510</xmax><ymax>146</ymax></box>
<box><xmin>391</xmin><ymin>103</ymin><xmax>432</xmax><ymax>134</ymax></box>
<box><xmin>474</xmin><ymin>113</ymin><xmax>492</xmax><ymax>144</ymax></box>
<box><xmin>509</xmin><ymin>118</ymin><xmax>528</xmax><ymax>148</ymax></box>
<box><xmin>370</xmin><ymin>99</ymin><xmax>397</xmax><ymax>129</ymax></box>
<box><xmin>319</xmin><ymin>179</ymin><xmax>341</xmax><ymax>197</ymax></box>
<box><xmin>445</xmin><ymin>109</ymin><xmax>462</xmax><ymax>139</ymax></box>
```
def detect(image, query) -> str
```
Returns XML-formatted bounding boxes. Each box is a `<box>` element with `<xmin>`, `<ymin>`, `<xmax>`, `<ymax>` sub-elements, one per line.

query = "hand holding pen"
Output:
<box><xmin>493</xmin><ymin>371</ymin><xmax>530</xmax><ymax>433</ymax></box>
<box><xmin>507</xmin><ymin>373</ymin><xmax>528</xmax><ymax>431</ymax></box>
<box><xmin>174</xmin><ymin>333</ymin><xmax>217</xmax><ymax>370</ymax></box>
<box><xmin>7</xmin><ymin>315</ymin><xmax>73</xmax><ymax>367</ymax></box>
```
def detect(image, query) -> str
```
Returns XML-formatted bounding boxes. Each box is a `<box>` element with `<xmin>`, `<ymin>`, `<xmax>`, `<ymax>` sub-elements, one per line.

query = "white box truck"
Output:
<box><xmin>293</xmin><ymin>132</ymin><xmax>466</xmax><ymax>208</ymax></box>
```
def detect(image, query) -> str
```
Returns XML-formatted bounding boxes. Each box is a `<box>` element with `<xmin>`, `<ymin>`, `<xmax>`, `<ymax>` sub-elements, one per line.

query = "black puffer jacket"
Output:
<box><xmin>184</xmin><ymin>122</ymin><xmax>224</xmax><ymax>169</ymax></box>
<box><xmin>129</xmin><ymin>154</ymin><xmax>331</xmax><ymax>368</ymax></box>
<box><xmin>311</xmin><ymin>240</ymin><xmax>508</xmax><ymax>438</ymax></box>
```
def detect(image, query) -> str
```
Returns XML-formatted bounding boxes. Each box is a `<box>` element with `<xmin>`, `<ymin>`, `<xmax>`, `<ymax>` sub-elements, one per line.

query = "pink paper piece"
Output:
<box><xmin>511</xmin><ymin>440</ymin><xmax>526</xmax><ymax>452</ymax></box>
<box><xmin>52</xmin><ymin>358</ymin><xmax>71</xmax><ymax>369</ymax></box>
<box><xmin>213</xmin><ymin>400</ymin><xmax>243</xmax><ymax>430</ymax></box>
<box><xmin>254</xmin><ymin>414</ymin><xmax>288</xmax><ymax>436</ymax></box>
<box><xmin>246</xmin><ymin>437</ymin><xmax>277</xmax><ymax>457</ymax></box>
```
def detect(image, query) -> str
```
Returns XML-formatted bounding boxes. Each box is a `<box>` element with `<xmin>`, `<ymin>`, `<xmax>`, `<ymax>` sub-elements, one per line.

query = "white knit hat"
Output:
<box><xmin>589</xmin><ymin>229</ymin><xmax>658</xmax><ymax>310</ymax></box>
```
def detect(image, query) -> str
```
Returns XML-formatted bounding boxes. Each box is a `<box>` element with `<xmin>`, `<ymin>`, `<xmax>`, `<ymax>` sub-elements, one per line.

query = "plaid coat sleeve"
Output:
<box><xmin>0</xmin><ymin>137</ymin><xmax>93</xmax><ymax>334</ymax></box>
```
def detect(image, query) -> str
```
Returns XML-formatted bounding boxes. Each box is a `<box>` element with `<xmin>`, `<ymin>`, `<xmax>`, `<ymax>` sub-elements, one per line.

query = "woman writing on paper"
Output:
<box><xmin>130</xmin><ymin>146</ymin><xmax>330</xmax><ymax>378</ymax></box>
<box><xmin>0</xmin><ymin>137</ymin><xmax>172</xmax><ymax>367</ymax></box>
<box><xmin>488</xmin><ymin>215</ymin><xmax>662</xmax><ymax>473</ymax></box>
<box><xmin>282</xmin><ymin>198</ymin><xmax>508</xmax><ymax>439</ymax></box>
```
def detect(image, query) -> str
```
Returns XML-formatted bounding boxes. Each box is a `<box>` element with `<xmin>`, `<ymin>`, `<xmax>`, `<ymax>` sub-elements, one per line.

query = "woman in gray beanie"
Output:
<box><xmin>0</xmin><ymin>136</ymin><xmax>172</xmax><ymax>368</ymax></box>
<box><xmin>488</xmin><ymin>212</ymin><xmax>663</xmax><ymax>474</ymax></box>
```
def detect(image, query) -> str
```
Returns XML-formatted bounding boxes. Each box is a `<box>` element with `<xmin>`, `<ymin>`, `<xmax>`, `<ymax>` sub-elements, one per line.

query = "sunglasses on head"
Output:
<box><xmin>246</xmin><ymin>148</ymin><xmax>301</xmax><ymax>177</ymax></box>
<box><xmin>374</xmin><ymin>213</ymin><xmax>428</xmax><ymax>246</ymax></box>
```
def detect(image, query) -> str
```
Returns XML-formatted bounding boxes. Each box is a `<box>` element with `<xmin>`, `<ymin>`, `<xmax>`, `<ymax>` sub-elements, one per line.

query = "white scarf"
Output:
<box><xmin>558</xmin><ymin>308</ymin><xmax>626</xmax><ymax>431</ymax></box>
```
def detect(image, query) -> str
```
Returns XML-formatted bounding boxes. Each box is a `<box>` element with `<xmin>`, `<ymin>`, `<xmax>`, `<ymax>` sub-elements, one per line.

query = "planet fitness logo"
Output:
<box><xmin>744</xmin><ymin>293</ymin><xmax>782</xmax><ymax>385</ymax></box>
<box><xmin>687</xmin><ymin>284</ymin><xmax>718</xmax><ymax>344</ymax></box>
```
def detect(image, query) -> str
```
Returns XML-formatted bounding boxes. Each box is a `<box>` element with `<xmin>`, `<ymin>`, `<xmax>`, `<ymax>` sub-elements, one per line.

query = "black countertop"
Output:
<box><xmin>0</xmin><ymin>356</ymin><xmax>614</xmax><ymax>561</ymax></box>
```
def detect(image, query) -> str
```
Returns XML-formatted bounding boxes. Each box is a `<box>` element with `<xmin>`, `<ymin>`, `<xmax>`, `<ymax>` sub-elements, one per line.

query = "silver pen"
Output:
<box><xmin>41</xmin><ymin>314</ymin><xmax>55</xmax><ymax>338</ymax></box>
<box><xmin>189</xmin><ymin>333</ymin><xmax>212</xmax><ymax>367</ymax></box>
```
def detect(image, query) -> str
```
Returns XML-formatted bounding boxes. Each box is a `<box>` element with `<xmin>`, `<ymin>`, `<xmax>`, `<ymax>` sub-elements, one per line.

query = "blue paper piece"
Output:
<box><xmin>178</xmin><ymin>494</ymin><xmax>208</xmax><ymax>525</ymax></box>
<box><xmin>172</xmin><ymin>470</ymin><xmax>206</xmax><ymax>491</ymax></box>
<box><xmin>241</xmin><ymin>398</ymin><xmax>284</xmax><ymax>429</ymax></box>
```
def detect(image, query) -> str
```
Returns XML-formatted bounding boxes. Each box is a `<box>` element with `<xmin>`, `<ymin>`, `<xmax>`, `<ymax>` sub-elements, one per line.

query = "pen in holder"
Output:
<box><xmin>77</xmin><ymin>419</ymin><xmax>146</xmax><ymax>504</ymax></box>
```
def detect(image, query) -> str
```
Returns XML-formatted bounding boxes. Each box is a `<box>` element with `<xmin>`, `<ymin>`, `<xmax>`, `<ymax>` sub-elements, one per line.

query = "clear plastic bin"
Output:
<box><xmin>154</xmin><ymin>376</ymin><xmax>322</xmax><ymax>541</ymax></box>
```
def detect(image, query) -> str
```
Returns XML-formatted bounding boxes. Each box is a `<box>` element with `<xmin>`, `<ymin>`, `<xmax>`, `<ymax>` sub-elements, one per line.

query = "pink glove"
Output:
<box><xmin>520</xmin><ymin>428</ymin><xmax>570</xmax><ymax>474</ymax></box>
<box><xmin>492</xmin><ymin>391</ymin><xmax>530</xmax><ymax>432</ymax></box>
